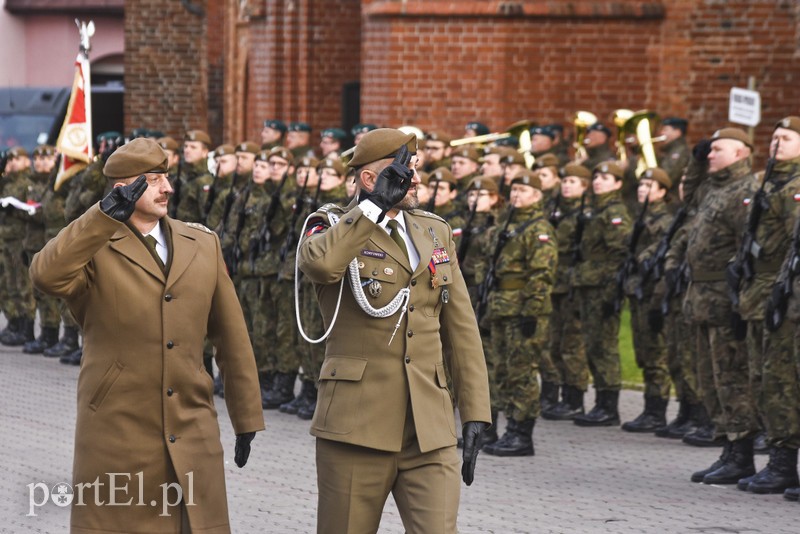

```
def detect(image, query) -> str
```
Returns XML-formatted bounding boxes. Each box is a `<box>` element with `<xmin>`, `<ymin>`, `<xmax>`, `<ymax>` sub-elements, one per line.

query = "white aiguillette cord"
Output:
<box><xmin>295</xmin><ymin>210</ymin><xmax>410</xmax><ymax>346</ymax></box>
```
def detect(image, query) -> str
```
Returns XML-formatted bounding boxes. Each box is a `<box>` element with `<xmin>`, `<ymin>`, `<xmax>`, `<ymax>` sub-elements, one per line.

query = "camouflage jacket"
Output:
<box><xmin>64</xmin><ymin>159</ymin><xmax>109</xmax><ymax>222</ymax></box>
<box><xmin>583</xmin><ymin>144</ymin><xmax>615</xmax><ymax>171</ymax></box>
<box><xmin>572</xmin><ymin>189</ymin><xmax>631</xmax><ymax>288</ymax></box>
<box><xmin>552</xmin><ymin>197</ymin><xmax>582</xmax><ymax>295</ymax></box>
<box><xmin>622</xmin><ymin>199</ymin><xmax>672</xmax><ymax>299</ymax></box>
<box><xmin>485</xmin><ymin>203</ymin><xmax>557</xmax><ymax>318</ymax></box>
<box><xmin>684</xmin><ymin>158</ymin><xmax>757</xmax><ymax>325</ymax></box>
<box><xmin>658</xmin><ymin>137</ymin><xmax>690</xmax><ymax>187</ymax></box>
<box><xmin>739</xmin><ymin>157</ymin><xmax>800</xmax><ymax>320</ymax></box>
<box><xmin>22</xmin><ymin>171</ymin><xmax>51</xmax><ymax>251</ymax></box>
<box><xmin>40</xmin><ymin>177</ymin><xmax>73</xmax><ymax>241</ymax></box>
<box><xmin>0</xmin><ymin>168</ymin><xmax>34</xmax><ymax>240</ymax></box>
<box><xmin>175</xmin><ymin>160</ymin><xmax>213</xmax><ymax>223</ymax></box>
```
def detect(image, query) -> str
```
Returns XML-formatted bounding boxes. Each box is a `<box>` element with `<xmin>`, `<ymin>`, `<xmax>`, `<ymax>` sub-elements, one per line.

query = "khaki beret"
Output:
<box><xmin>103</xmin><ymin>138</ymin><xmax>168</xmax><ymax>179</ymax></box>
<box><xmin>640</xmin><ymin>167</ymin><xmax>672</xmax><ymax>189</ymax></box>
<box><xmin>157</xmin><ymin>136</ymin><xmax>179</xmax><ymax>152</ymax></box>
<box><xmin>510</xmin><ymin>169</ymin><xmax>542</xmax><ymax>189</ymax></box>
<box><xmin>236</xmin><ymin>141</ymin><xmax>260</xmax><ymax>154</ymax></box>
<box><xmin>255</xmin><ymin>150</ymin><xmax>271</xmax><ymax>162</ymax></box>
<box><xmin>7</xmin><ymin>146</ymin><xmax>28</xmax><ymax>158</ymax></box>
<box><xmin>533</xmin><ymin>153</ymin><xmax>559</xmax><ymax>169</ymax></box>
<box><xmin>297</xmin><ymin>156</ymin><xmax>320</xmax><ymax>169</ymax></box>
<box><xmin>561</xmin><ymin>163</ymin><xmax>591</xmax><ymax>180</ymax></box>
<box><xmin>451</xmin><ymin>146</ymin><xmax>480</xmax><ymax>163</ymax></box>
<box><xmin>710</xmin><ymin>127</ymin><xmax>753</xmax><ymax>150</ymax></box>
<box><xmin>185</xmin><ymin>130</ymin><xmax>212</xmax><ymax>147</ymax></box>
<box><xmin>465</xmin><ymin>175</ymin><xmax>500</xmax><ymax>193</ymax></box>
<box><xmin>775</xmin><ymin>116</ymin><xmax>800</xmax><ymax>136</ymax></box>
<box><xmin>214</xmin><ymin>144</ymin><xmax>236</xmax><ymax>157</ymax></box>
<box><xmin>318</xmin><ymin>157</ymin><xmax>347</xmax><ymax>176</ymax></box>
<box><xmin>32</xmin><ymin>145</ymin><xmax>56</xmax><ymax>157</ymax></box>
<box><xmin>593</xmin><ymin>161</ymin><xmax>624</xmax><ymax>179</ymax></box>
<box><xmin>500</xmin><ymin>149</ymin><xmax>525</xmax><ymax>166</ymax></box>
<box><xmin>481</xmin><ymin>146</ymin><xmax>510</xmax><ymax>159</ymax></box>
<box><xmin>428</xmin><ymin>167</ymin><xmax>457</xmax><ymax>186</ymax></box>
<box><xmin>425</xmin><ymin>131</ymin><xmax>452</xmax><ymax>144</ymax></box>
<box><xmin>268</xmin><ymin>146</ymin><xmax>295</xmax><ymax>164</ymax></box>
<box><xmin>348</xmin><ymin>128</ymin><xmax>417</xmax><ymax>168</ymax></box>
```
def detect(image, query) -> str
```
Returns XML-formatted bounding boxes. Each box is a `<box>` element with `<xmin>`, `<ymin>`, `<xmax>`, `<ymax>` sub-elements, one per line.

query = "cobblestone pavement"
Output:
<box><xmin>1</xmin><ymin>343</ymin><xmax>796</xmax><ymax>534</ymax></box>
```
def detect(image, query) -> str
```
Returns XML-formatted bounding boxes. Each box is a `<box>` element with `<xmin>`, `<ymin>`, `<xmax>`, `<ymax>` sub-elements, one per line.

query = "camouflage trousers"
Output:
<box><xmin>60</xmin><ymin>300</ymin><xmax>79</xmax><ymax>328</ymax></box>
<box><xmin>693</xmin><ymin>323</ymin><xmax>723</xmax><ymax>430</ymax></box>
<box><xmin>298</xmin><ymin>279</ymin><xmax>325</xmax><ymax>383</ymax></box>
<box><xmin>700</xmin><ymin>323</ymin><xmax>758</xmax><ymax>441</ymax></box>
<box><xmin>749</xmin><ymin>321</ymin><xmax>800</xmax><ymax>448</ymax></box>
<box><xmin>629</xmin><ymin>299</ymin><xmax>671</xmax><ymax>399</ymax></box>
<box><xmin>488</xmin><ymin>315</ymin><xmax>549</xmax><ymax>422</ymax></box>
<box><xmin>549</xmin><ymin>292</ymin><xmax>588</xmax><ymax>390</ymax></box>
<box><xmin>577</xmin><ymin>287</ymin><xmax>621</xmax><ymax>391</ymax></box>
<box><xmin>271</xmin><ymin>280</ymin><xmax>299</xmax><ymax>374</ymax></box>
<box><xmin>238</xmin><ymin>276</ymin><xmax>275</xmax><ymax>372</ymax></box>
<box><xmin>2</xmin><ymin>242</ymin><xmax>35</xmax><ymax>319</ymax></box>
<box><xmin>34</xmin><ymin>289</ymin><xmax>61</xmax><ymax>328</ymax></box>
<box><xmin>664</xmin><ymin>303</ymin><xmax>700</xmax><ymax>404</ymax></box>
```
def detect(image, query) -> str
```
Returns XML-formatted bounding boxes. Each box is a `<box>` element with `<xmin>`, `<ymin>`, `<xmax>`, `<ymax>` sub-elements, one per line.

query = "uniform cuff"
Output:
<box><xmin>358</xmin><ymin>199</ymin><xmax>383</xmax><ymax>223</ymax></box>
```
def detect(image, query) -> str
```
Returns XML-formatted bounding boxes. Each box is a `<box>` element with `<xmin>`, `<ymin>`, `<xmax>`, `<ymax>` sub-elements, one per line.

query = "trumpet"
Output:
<box><xmin>573</xmin><ymin>111</ymin><xmax>598</xmax><ymax>162</ymax></box>
<box><xmin>450</xmin><ymin>119</ymin><xmax>533</xmax><ymax>149</ymax></box>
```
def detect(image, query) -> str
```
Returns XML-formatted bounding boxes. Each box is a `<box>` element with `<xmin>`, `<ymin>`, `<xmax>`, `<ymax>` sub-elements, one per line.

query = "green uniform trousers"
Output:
<box><xmin>549</xmin><ymin>292</ymin><xmax>589</xmax><ymax>390</ymax></box>
<box><xmin>577</xmin><ymin>287</ymin><xmax>621</xmax><ymax>391</ymax></box>
<box><xmin>629</xmin><ymin>299</ymin><xmax>671</xmax><ymax>399</ymax></box>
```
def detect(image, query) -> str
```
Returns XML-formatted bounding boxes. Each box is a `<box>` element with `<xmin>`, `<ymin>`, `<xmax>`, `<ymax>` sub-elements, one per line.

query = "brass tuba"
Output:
<box><xmin>621</xmin><ymin>110</ymin><xmax>660</xmax><ymax>177</ymax></box>
<box><xmin>573</xmin><ymin>111</ymin><xmax>598</xmax><ymax>162</ymax></box>
<box><xmin>612</xmin><ymin>109</ymin><xmax>634</xmax><ymax>163</ymax></box>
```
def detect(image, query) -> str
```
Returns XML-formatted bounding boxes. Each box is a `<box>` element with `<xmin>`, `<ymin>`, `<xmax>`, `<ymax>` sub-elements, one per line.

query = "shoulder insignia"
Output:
<box><xmin>186</xmin><ymin>222</ymin><xmax>213</xmax><ymax>234</ymax></box>
<box><xmin>305</xmin><ymin>216</ymin><xmax>328</xmax><ymax>237</ymax></box>
<box><xmin>318</xmin><ymin>202</ymin><xmax>344</xmax><ymax>215</ymax></box>
<box><xmin>411</xmin><ymin>209</ymin><xmax>447</xmax><ymax>224</ymax></box>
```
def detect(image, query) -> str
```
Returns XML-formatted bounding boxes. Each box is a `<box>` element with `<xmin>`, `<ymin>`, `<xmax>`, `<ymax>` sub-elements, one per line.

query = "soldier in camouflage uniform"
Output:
<box><xmin>685</xmin><ymin>127</ymin><xmax>759</xmax><ymax>485</ymax></box>
<box><xmin>572</xmin><ymin>161</ymin><xmax>632</xmax><ymax>427</ymax></box>
<box><xmin>319</xmin><ymin>128</ymin><xmax>347</xmax><ymax>159</ymax></box>
<box><xmin>532</xmin><ymin>154</ymin><xmax>561</xmax><ymax>222</ymax></box>
<box><xmin>529</xmin><ymin>126</ymin><xmax>563</xmax><ymax>166</ymax></box>
<box><xmin>22</xmin><ymin>145</ymin><xmax>61</xmax><ymax>353</ymax></box>
<box><xmin>620</xmin><ymin>167</ymin><xmax>674</xmax><ymax>432</ymax></box>
<box><xmin>737</xmin><ymin>118</ymin><xmax>800</xmax><ymax>494</ymax></box>
<box><xmin>261</xmin><ymin>119</ymin><xmax>287</xmax><ymax>151</ymax></box>
<box><xmin>579</xmin><ymin>123</ymin><xmax>616</xmax><ymax>171</ymax></box>
<box><xmin>0</xmin><ymin>147</ymin><xmax>37</xmax><ymax>346</ymax></box>
<box><xmin>481</xmin><ymin>169</ymin><xmax>557</xmax><ymax>457</ymax></box>
<box><xmin>499</xmin><ymin>149</ymin><xmax>527</xmax><ymax>200</ymax></box>
<box><xmin>64</xmin><ymin>132</ymin><xmax>120</xmax><ymax>222</ymax></box>
<box><xmin>422</xmin><ymin>131</ymin><xmax>453</xmax><ymax>173</ymax></box>
<box><xmin>157</xmin><ymin>136</ymin><xmax>180</xmax><ymax>177</ymax></box>
<box><xmin>657</xmin><ymin>117</ymin><xmax>691</xmax><ymax>196</ymax></box>
<box><xmin>286</xmin><ymin>122</ymin><xmax>315</xmax><ymax>161</ymax></box>
<box><xmin>204</xmin><ymin>143</ymin><xmax>237</xmax><ymax>231</ymax></box>
<box><xmin>173</xmin><ymin>130</ymin><xmax>213</xmax><ymax>223</ymax></box>
<box><xmin>542</xmin><ymin>163</ymin><xmax>590</xmax><ymax>421</ymax></box>
<box><xmin>450</xmin><ymin>146</ymin><xmax>481</xmax><ymax>197</ymax></box>
<box><xmin>426</xmin><ymin>167</ymin><xmax>467</xmax><ymax>243</ymax></box>
<box><xmin>287</xmin><ymin>157</ymin><xmax>350</xmax><ymax>420</ymax></box>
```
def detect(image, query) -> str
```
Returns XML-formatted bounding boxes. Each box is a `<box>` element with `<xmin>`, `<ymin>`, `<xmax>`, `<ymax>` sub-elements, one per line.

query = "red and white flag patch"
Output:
<box><xmin>794</xmin><ymin>193</ymin><xmax>800</xmax><ymax>202</ymax></box>
<box><xmin>611</xmin><ymin>217</ymin><xmax>623</xmax><ymax>226</ymax></box>
<box><xmin>743</xmin><ymin>198</ymin><xmax>752</xmax><ymax>206</ymax></box>
<box><xmin>538</xmin><ymin>234</ymin><xmax>550</xmax><ymax>242</ymax></box>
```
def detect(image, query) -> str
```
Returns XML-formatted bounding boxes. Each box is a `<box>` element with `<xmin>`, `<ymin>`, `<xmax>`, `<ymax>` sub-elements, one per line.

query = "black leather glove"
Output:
<box><xmin>234</xmin><ymin>432</ymin><xmax>256</xmax><ymax>468</ymax></box>
<box><xmin>731</xmin><ymin>312</ymin><xmax>748</xmax><ymax>341</ymax></box>
<box><xmin>461</xmin><ymin>421</ymin><xmax>488</xmax><ymax>486</ymax></box>
<box><xmin>765</xmin><ymin>283</ymin><xmax>787</xmax><ymax>333</ymax></box>
<box><xmin>647</xmin><ymin>308</ymin><xmax>664</xmax><ymax>333</ymax></box>
<box><xmin>100</xmin><ymin>175</ymin><xmax>148</xmax><ymax>221</ymax></box>
<box><xmin>692</xmin><ymin>139</ymin><xmax>712</xmax><ymax>163</ymax></box>
<box><xmin>358</xmin><ymin>145</ymin><xmax>414</xmax><ymax>222</ymax></box>
<box><xmin>520</xmin><ymin>317</ymin><xmax>537</xmax><ymax>338</ymax></box>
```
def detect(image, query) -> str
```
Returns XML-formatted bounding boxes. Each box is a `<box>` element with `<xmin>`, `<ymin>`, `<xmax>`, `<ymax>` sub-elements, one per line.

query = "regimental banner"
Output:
<box><xmin>55</xmin><ymin>20</ymin><xmax>94</xmax><ymax>191</ymax></box>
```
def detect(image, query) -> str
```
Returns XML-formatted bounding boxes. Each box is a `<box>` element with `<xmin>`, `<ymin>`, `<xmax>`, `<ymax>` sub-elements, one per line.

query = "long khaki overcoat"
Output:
<box><xmin>30</xmin><ymin>204</ymin><xmax>264</xmax><ymax>534</ymax></box>
<box><xmin>298</xmin><ymin>202</ymin><xmax>491</xmax><ymax>453</ymax></box>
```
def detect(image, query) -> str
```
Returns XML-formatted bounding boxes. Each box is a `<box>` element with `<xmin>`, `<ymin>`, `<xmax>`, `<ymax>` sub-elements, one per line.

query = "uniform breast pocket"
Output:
<box><xmin>357</xmin><ymin>257</ymin><xmax>400</xmax><ymax>308</ymax></box>
<box><xmin>424</xmin><ymin>263</ymin><xmax>453</xmax><ymax>317</ymax></box>
<box><xmin>313</xmin><ymin>356</ymin><xmax>368</xmax><ymax>435</ymax></box>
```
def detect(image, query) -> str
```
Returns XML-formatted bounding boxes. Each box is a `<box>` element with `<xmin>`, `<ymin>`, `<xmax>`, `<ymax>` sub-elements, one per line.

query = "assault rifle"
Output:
<box><xmin>169</xmin><ymin>156</ymin><xmax>184</xmax><ymax>218</ymax></box>
<box><xmin>426</xmin><ymin>174</ymin><xmax>441</xmax><ymax>213</ymax></box>
<box><xmin>248</xmin><ymin>170</ymin><xmax>289</xmax><ymax>271</ymax></box>
<box><xmin>226</xmin><ymin>183</ymin><xmax>252</xmax><ymax>276</ymax></box>
<box><xmin>475</xmin><ymin>206</ymin><xmax>515</xmax><ymax>322</ymax></box>
<box><xmin>726</xmin><ymin>140</ymin><xmax>779</xmax><ymax>307</ymax></box>
<box><xmin>636</xmin><ymin>205</ymin><xmax>688</xmax><ymax>294</ymax></box>
<box><xmin>548</xmin><ymin>191</ymin><xmax>562</xmax><ymax>228</ymax></box>
<box><xmin>766</xmin><ymin>216</ymin><xmax>800</xmax><ymax>331</ymax></box>
<box><xmin>278</xmin><ymin>174</ymin><xmax>309</xmax><ymax>267</ymax></box>
<box><xmin>661</xmin><ymin>261</ymin><xmax>689</xmax><ymax>315</ymax></box>
<box><xmin>567</xmin><ymin>192</ymin><xmax>588</xmax><ymax>300</ymax></box>
<box><xmin>456</xmin><ymin>199</ymin><xmax>479</xmax><ymax>263</ymax></box>
<box><xmin>614</xmin><ymin>195</ymin><xmax>650</xmax><ymax>313</ymax></box>
<box><xmin>203</xmin><ymin>167</ymin><xmax>227</xmax><ymax>224</ymax></box>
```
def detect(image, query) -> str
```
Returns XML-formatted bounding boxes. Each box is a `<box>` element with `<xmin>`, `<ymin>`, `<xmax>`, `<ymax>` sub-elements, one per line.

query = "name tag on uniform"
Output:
<box><xmin>361</xmin><ymin>249</ymin><xmax>386</xmax><ymax>259</ymax></box>
<box><xmin>432</xmin><ymin>248</ymin><xmax>450</xmax><ymax>264</ymax></box>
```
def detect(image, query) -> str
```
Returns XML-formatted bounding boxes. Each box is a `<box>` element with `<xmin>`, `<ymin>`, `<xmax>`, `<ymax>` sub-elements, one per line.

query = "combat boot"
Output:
<box><xmin>1</xmin><ymin>316</ymin><xmax>34</xmax><ymax>346</ymax></box>
<box><xmin>280</xmin><ymin>380</ymin><xmax>315</xmax><ymax>414</ymax></box>
<box><xmin>543</xmin><ymin>385</ymin><xmax>585</xmax><ymax>421</ymax></box>
<box><xmin>482</xmin><ymin>419</ymin><xmax>535</xmax><ymax>457</ymax></box>
<box><xmin>259</xmin><ymin>370</ymin><xmax>275</xmax><ymax>409</ymax></box>
<box><xmin>622</xmin><ymin>395</ymin><xmax>668</xmax><ymax>433</ymax></box>
<box><xmin>43</xmin><ymin>326</ymin><xmax>79</xmax><ymax>358</ymax></box>
<box><xmin>0</xmin><ymin>317</ymin><xmax>20</xmax><ymax>344</ymax></box>
<box><xmin>691</xmin><ymin>441</ymin><xmax>732</xmax><ymax>482</ymax></box>
<box><xmin>483</xmin><ymin>418</ymin><xmax>518</xmax><ymax>453</ymax></box>
<box><xmin>655</xmin><ymin>399</ymin><xmax>695</xmax><ymax>439</ymax></box>
<box><xmin>213</xmin><ymin>372</ymin><xmax>224</xmax><ymax>398</ymax></box>
<box><xmin>783</xmin><ymin>486</ymin><xmax>800</xmax><ymax>501</ymax></box>
<box><xmin>702</xmin><ymin>438</ymin><xmax>755</xmax><ymax>485</ymax></box>
<box><xmin>297</xmin><ymin>392</ymin><xmax>317</xmax><ymax>420</ymax></box>
<box><xmin>682</xmin><ymin>404</ymin><xmax>724</xmax><ymax>447</ymax></box>
<box><xmin>742</xmin><ymin>446</ymin><xmax>799</xmax><ymax>494</ymax></box>
<box><xmin>60</xmin><ymin>346</ymin><xmax>82</xmax><ymax>365</ymax></box>
<box><xmin>23</xmin><ymin>326</ymin><xmax>60</xmax><ymax>354</ymax></box>
<box><xmin>574</xmin><ymin>390</ymin><xmax>619</xmax><ymax>427</ymax></box>
<box><xmin>753</xmin><ymin>431</ymin><xmax>769</xmax><ymax>455</ymax></box>
<box><xmin>540</xmin><ymin>381</ymin><xmax>559</xmax><ymax>414</ymax></box>
<box><xmin>263</xmin><ymin>371</ymin><xmax>297</xmax><ymax>409</ymax></box>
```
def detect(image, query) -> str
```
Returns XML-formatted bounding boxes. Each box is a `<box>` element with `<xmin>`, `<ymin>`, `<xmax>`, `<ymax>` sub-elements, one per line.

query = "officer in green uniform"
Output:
<box><xmin>174</xmin><ymin>130</ymin><xmax>214</xmax><ymax>223</ymax></box>
<box><xmin>0</xmin><ymin>147</ymin><xmax>37</xmax><ymax>346</ymax></box>
<box><xmin>481</xmin><ymin>169</ymin><xmax>557</xmax><ymax>456</ymax></box>
<box><xmin>737</xmin><ymin>118</ymin><xmax>800</xmax><ymax>494</ymax></box>
<box><xmin>620</xmin><ymin>167</ymin><xmax>674</xmax><ymax>432</ymax></box>
<box><xmin>572</xmin><ymin>161</ymin><xmax>632</xmax><ymax>427</ymax></box>
<box><xmin>542</xmin><ymin>163</ymin><xmax>590</xmax><ymax>420</ymax></box>
<box><xmin>286</xmin><ymin>122</ymin><xmax>315</xmax><ymax>160</ymax></box>
<box><xmin>261</xmin><ymin>119</ymin><xmax>287</xmax><ymax>150</ymax></box>
<box><xmin>449</xmin><ymin>146</ymin><xmax>481</xmax><ymax>196</ymax></box>
<box><xmin>22</xmin><ymin>145</ymin><xmax>61</xmax><ymax>353</ymax></box>
<box><xmin>580</xmin><ymin>123</ymin><xmax>616</xmax><ymax>171</ymax></box>
<box><xmin>657</xmin><ymin>117</ymin><xmax>691</xmax><ymax>191</ymax></box>
<box><xmin>685</xmin><ymin>127</ymin><xmax>760</xmax><ymax>485</ymax></box>
<box><xmin>422</xmin><ymin>131</ymin><xmax>453</xmax><ymax>173</ymax></box>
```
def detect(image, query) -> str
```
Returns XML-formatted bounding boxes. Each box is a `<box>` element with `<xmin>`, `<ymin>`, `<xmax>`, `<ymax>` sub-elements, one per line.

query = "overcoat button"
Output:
<box><xmin>169</xmin><ymin>435</ymin><xmax>176</xmax><ymax>443</ymax></box>
<box><xmin>345</xmin><ymin>218</ymin><xmax>353</xmax><ymax>224</ymax></box>
<box><xmin>164</xmin><ymin>294</ymin><xmax>173</xmax><ymax>302</ymax></box>
<box><xmin>407</xmin><ymin>330</ymin><xmax>413</xmax><ymax>338</ymax></box>
<box><xmin>409</xmin><ymin>305</ymin><xmax>415</xmax><ymax>312</ymax></box>
<box><xmin>443</xmin><ymin>276</ymin><xmax>448</xmax><ymax>281</ymax></box>
<box><xmin>405</xmin><ymin>357</ymin><xmax>411</xmax><ymax>364</ymax></box>
<box><xmin>331</xmin><ymin>369</ymin><xmax>337</xmax><ymax>376</ymax></box>
<box><xmin>411</xmin><ymin>279</ymin><xmax>417</xmax><ymax>286</ymax></box>
<box><xmin>166</xmin><ymin>341</ymin><xmax>174</xmax><ymax>349</ymax></box>
<box><xmin>167</xmin><ymin>388</ymin><xmax>173</xmax><ymax>396</ymax></box>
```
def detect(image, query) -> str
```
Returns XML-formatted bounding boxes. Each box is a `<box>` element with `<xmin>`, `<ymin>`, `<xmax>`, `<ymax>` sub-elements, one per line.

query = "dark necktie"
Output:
<box><xmin>144</xmin><ymin>235</ymin><xmax>165</xmax><ymax>270</ymax></box>
<box><xmin>386</xmin><ymin>219</ymin><xmax>409</xmax><ymax>262</ymax></box>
